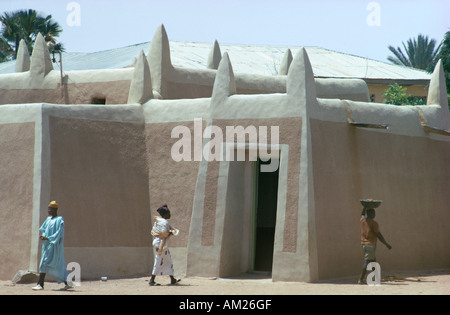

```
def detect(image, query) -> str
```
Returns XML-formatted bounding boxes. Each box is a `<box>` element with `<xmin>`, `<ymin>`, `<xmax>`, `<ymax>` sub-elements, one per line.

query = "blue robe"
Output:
<box><xmin>39</xmin><ymin>216</ymin><xmax>68</xmax><ymax>283</ymax></box>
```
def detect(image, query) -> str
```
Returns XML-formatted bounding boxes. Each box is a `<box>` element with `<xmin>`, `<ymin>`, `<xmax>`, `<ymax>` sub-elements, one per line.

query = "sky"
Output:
<box><xmin>1</xmin><ymin>0</ymin><xmax>449</xmax><ymax>63</ymax></box>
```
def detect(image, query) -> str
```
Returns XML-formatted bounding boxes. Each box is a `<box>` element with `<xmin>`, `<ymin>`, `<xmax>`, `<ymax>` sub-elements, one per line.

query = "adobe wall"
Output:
<box><xmin>311</xmin><ymin>115</ymin><xmax>450</xmax><ymax>279</ymax></box>
<box><xmin>48</xmin><ymin>111</ymin><xmax>152</xmax><ymax>279</ymax></box>
<box><xmin>50</xmin><ymin>105</ymin><xmax>151</xmax><ymax>279</ymax></box>
<box><xmin>145</xmin><ymin>120</ymin><xmax>201</xmax><ymax>247</ymax></box>
<box><xmin>0</xmin><ymin>121</ymin><xmax>35</xmax><ymax>280</ymax></box>
<box><xmin>307</xmin><ymin>56</ymin><xmax>450</xmax><ymax>278</ymax></box>
<box><xmin>0</xmin><ymin>70</ymin><xmax>132</xmax><ymax>105</ymax></box>
<box><xmin>0</xmin><ymin>104</ymin><xmax>154</xmax><ymax>280</ymax></box>
<box><xmin>165</xmin><ymin>66</ymin><xmax>370</xmax><ymax>101</ymax></box>
<box><xmin>142</xmin><ymin>98</ymin><xmax>210</xmax><ymax>274</ymax></box>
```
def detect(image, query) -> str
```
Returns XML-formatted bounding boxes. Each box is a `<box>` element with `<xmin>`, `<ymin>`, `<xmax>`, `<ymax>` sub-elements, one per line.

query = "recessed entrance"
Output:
<box><xmin>252</xmin><ymin>158</ymin><xmax>279</xmax><ymax>272</ymax></box>
<box><xmin>91</xmin><ymin>97</ymin><xmax>106</xmax><ymax>105</ymax></box>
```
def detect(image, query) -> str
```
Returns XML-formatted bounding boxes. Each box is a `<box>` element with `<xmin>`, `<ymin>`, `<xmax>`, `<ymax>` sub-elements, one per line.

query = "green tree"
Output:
<box><xmin>437</xmin><ymin>30</ymin><xmax>450</xmax><ymax>93</ymax></box>
<box><xmin>384</xmin><ymin>83</ymin><xmax>426</xmax><ymax>106</ymax></box>
<box><xmin>0</xmin><ymin>9</ymin><xmax>63</xmax><ymax>62</ymax></box>
<box><xmin>0</xmin><ymin>36</ymin><xmax>13</xmax><ymax>62</ymax></box>
<box><xmin>388</xmin><ymin>34</ymin><xmax>442</xmax><ymax>72</ymax></box>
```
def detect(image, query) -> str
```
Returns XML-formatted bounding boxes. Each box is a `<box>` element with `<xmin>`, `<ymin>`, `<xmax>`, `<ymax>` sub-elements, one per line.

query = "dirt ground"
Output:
<box><xmin>1</xmin><ymin>269</ymin><xmax>449</xmax><ymax>296</ymax></box>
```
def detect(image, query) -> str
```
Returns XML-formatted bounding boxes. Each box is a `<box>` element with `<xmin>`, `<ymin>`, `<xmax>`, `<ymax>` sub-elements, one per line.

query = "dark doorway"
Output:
<box><xmin>253</xmin><ymin>158</ymin><xmax>279</xmax><ymax>272</ymax></box>
<box><xmin>91</xmin><ymin>97</ymin><xmax>106</xmax><ymax>105</ymax></box>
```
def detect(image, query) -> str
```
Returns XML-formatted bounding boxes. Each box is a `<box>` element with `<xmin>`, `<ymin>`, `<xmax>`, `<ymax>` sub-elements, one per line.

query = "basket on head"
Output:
<box><xmin>360</xmin><ymin>199</ymin><xmax>382</xmax><ymax>209</ymax></box>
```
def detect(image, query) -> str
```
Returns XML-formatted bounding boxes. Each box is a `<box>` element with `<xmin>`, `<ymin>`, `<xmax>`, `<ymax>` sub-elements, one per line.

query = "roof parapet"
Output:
<box><xmin>147</xmin><ymin>24</ymin><xmax>173</xmax><ymax>99</ymax></box>
<box><xmin>417</xmin><ymin>107</ymin><xmax>450</xmax><ymax>136</ymax></box>
<box><xmin>211</xmin><ymin>52</ymin><xmax>236</xmax><ymax>107</ymax></box>
<box><xmin>287</xmin><ymin>47</ymin><xmax>317</xmax><ymax>103</ymax></box>
<box><xmin>30</xmin><ymin>33</ymin><xmax>53</xmax><ymax>77</ymax></box>
<box><xmin>278</xmin><ymin>49</ymin><xmax>293</xmax><ymax>75</ymax></box>
<box><xmin>15</xmin><ymin>39</ymin><xmax>30</xmax><ymax>73</ymax></box>
<box><xmin>427</xmin><ymin>60</ymin><xmax>449</xmax><ymax>111</ymax></box>
<box><xmin>127</xmin><ymin>50</ymin><xmax>153</xmax><ymax>104</ymax></box>
<box><xmin>207</xmin><ymin>40</ymin><xmax>222</xmax><ymax>70</ymax></box>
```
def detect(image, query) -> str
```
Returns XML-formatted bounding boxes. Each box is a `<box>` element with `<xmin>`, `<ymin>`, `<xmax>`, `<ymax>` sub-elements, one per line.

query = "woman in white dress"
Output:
<box><xmin>150</xmin><ymin>204</ymin><xmax>181</xmax><ymax>286</ymax></box>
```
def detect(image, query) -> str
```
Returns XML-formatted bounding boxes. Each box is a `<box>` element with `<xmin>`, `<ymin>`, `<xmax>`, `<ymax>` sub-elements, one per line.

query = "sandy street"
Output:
<box><xmin>1</xmin><ymin>269</ymin><xmax>449</xmax><ymax>296</ymax></box>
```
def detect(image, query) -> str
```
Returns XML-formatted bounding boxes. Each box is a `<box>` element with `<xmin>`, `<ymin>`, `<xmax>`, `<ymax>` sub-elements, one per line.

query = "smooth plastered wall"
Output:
<box><xmin>47</xmin><ymin>115</ymin><xmax>152</xmax><ymax>278</ymax></box>
<box><xmin>311</xmin><ymin>118</ymin><xmax>450</xmax><ymax>279</ymax></box>
<box><xmin>145</xmin><ymin>121</ymin><xmax>202</xmax><ymax>248</ymax></box>
<box><xmin>0</xmin><ymin>123</ymin><xmax>35</xmax><ymax>279</ymax></box>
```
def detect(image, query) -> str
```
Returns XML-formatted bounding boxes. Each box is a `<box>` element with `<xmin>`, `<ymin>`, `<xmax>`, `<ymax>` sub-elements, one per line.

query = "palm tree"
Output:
<box><xmin>0</xmin><ymin>9</ymin><xmax>63</xmax><ymax>61</ymax></box>
<box><xmin>37</xmin><ymin>13</ymin><xmax>63</xmax><ymax>46</ymax></box>
<box><xmin>388</xmin><ymin>34</ymin><xmax>442</xmax><ymax>72</ymax></box>
<box><xmin>0</xmin><ymin>36</ymin><xmax>13</xmax><ymax>62</ymax></box>
<box><xmin>437</xmin><ymin>30</ymin><xmax>450</xmax><ymax>93</ymax></box>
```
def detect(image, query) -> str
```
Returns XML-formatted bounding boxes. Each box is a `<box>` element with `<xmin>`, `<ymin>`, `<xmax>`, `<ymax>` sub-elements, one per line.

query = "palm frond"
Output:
<box><xmin>388</xmin><ymin>45</ymin><xmax>411</xmax><ymax>67</ymax></box>
<box><xmin>0</xmin><ymin>9</ymin><xmax>63</xmax><ymax>57</ymax></box>
<box><xmin>387</xmin><ymin>34</ymin><xmax>442</xmax><ymax>71</ymax></box>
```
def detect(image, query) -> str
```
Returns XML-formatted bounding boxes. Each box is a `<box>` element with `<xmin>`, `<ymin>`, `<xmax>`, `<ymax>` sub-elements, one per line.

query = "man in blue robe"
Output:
<box><xmin>32</xmin><ymin>201</ymin><xmax>73</xmax><ymax>291</ymax></box>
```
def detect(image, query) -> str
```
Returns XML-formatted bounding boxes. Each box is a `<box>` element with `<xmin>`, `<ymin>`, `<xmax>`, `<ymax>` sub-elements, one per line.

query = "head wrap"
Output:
<box><xmin>48</xmin><ymin>201</ymin><xmax>59</xmax><ymax>209</ymax></box>
<box><xmin>157</xmin><ymin>204</ymin><xmax>170</xmax><ymax>217</ymax></box>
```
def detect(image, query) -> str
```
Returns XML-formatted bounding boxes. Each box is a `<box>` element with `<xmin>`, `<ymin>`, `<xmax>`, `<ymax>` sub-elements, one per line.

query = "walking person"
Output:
<box><xmin>358</xmin><ymin>202</ymin><xmax>392</xmax><ymax>284</ymax></box>
<box><xmin>32</xmin><ymin>201</ymin><xmax>73</xmax><ymax>291</ymax></box>
<box><xmin>149</xmin><ymin>204</ymin><xmax>181</xmax><ymax>286</ymax></box>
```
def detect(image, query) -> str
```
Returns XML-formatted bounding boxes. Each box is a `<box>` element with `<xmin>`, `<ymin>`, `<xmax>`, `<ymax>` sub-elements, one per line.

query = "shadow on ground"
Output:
<box><xmin>314</xmin><ymin>269</ymin><xmax>449</xmax><ymax>285</ymax></box>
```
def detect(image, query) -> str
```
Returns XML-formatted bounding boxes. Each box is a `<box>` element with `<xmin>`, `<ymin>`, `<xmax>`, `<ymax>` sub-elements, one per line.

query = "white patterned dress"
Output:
<box><xmin>151</xmin><ymin>217</ymin><xmax>174</xmax><ymax>276</ymax></box>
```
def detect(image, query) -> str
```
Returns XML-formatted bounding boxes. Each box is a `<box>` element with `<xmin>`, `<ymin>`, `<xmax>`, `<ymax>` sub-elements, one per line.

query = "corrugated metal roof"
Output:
<box><xmin>0</xmin><ymin>41</ymin><xmax>431</xmax><ymax>82</ymax></box>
